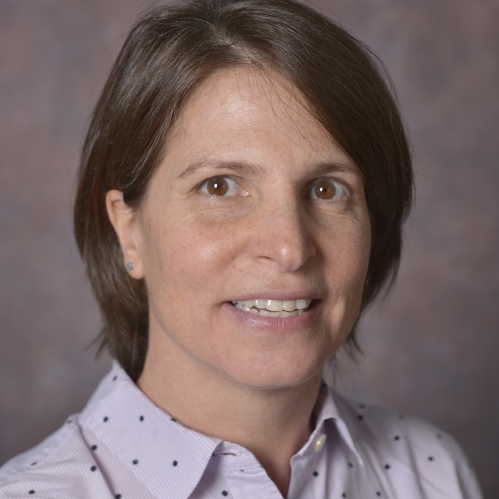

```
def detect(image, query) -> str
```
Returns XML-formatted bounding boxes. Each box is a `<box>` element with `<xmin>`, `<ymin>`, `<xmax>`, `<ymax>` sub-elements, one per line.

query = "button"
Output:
<box><xmin>314</xmin><ymin>433</ymin><xmax>327</xmax><ymax>452</ymax></box>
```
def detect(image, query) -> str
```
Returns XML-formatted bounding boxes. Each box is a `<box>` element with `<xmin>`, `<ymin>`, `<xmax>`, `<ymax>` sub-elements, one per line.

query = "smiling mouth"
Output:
<box><xmin>230</xmin><ymin>298</ymin><xmax>313</xmax><ymax>318</ymax></box>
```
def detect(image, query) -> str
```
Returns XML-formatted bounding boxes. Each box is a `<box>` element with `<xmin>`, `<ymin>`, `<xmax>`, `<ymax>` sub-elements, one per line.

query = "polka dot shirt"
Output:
<box><xmin>0</xmin><ymin>363</ymin><xmax>482</xmax><ymax>498</ymax></box>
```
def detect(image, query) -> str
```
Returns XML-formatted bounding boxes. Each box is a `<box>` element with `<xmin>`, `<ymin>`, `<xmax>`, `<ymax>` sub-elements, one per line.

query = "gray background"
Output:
<box><xmin>0</xmin><ymin>0</ymin><xmax>498</xmax><ymax>496</ymax></box>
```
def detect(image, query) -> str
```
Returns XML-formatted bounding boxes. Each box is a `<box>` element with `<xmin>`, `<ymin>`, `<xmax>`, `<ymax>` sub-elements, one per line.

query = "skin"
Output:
<box><xmin>106</xmin><ymin>67</ymin><xmax>371</xmax><ymax>498</ymax></box>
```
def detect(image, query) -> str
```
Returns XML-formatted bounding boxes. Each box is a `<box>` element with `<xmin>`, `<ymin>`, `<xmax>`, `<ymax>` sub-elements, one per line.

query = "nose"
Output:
<box><xmin>251</xmin><ymin>192</ymin><xmax>316</xmax><ymax>273</ymax></box>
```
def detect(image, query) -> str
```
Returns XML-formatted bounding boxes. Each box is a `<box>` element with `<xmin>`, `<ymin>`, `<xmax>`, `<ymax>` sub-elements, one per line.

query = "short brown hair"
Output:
<box><xmin>74</xmin><ymin>0</ymin><xmax>413</xmax><ymax>381</ymax></box>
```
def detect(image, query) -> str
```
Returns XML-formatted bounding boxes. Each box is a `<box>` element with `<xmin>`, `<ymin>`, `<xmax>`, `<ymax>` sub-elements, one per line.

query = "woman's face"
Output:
<box><xmin>117</xmin><ymin>68</ymin><xmax>371</xmax><ymax>389</ymax></box>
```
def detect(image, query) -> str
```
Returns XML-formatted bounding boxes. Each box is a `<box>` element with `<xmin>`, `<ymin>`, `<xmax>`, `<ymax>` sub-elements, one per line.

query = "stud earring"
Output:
<box><xmin>126</xmin><ymin>262</ymin><xmax>134</xmax><ymax>271</ymax></box>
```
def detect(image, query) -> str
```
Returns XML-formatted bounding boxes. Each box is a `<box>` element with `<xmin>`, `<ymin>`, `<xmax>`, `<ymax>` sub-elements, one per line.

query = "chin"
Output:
<box><xmin>214</xmin><ymin>349</ymin><xmax>329</xmax><ymax>391</ymax></box>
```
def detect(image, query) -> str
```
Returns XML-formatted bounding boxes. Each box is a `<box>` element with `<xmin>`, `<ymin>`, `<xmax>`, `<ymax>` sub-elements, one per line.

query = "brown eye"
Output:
<box><xmin>314</xmin><ymin>180</ymin><xmax>337</xmax><ymax>199</ymax></box>
<box><xmin>205</xmin><ymin>177</ymin><xmax>228</xmax><ymax>196</ymax></box>
<box><xmin>306</xmin><ymin>179</ymin><xmax>346</xmax><ymax>201</ymax></box>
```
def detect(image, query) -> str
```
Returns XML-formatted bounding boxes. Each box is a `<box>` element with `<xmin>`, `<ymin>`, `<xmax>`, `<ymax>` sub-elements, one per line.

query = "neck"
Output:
<box><xmin>138</xmin><ymin>329</ymin><xmax>323</xmax><ymax>498</ymax></box>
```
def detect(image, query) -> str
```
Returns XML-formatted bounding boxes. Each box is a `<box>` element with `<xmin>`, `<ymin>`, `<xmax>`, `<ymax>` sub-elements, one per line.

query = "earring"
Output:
<box><xmin>126</xmin><ymin>262</ymin><xmax>134</xmax><ymax>271</ymax></box>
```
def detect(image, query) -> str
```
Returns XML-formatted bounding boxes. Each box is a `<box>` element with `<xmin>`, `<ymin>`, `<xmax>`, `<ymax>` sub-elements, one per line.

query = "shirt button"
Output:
<box><xmin>314</xmin><ymin>433</ymin><xmax>327</xmax><ymax>452</ymax></box>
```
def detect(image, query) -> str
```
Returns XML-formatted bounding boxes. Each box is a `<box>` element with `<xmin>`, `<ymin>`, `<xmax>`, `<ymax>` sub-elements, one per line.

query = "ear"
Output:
<box><xmin>105</xmin><ymin>189</ymin><xmax>145</xmax><ymax>279</ymax></box>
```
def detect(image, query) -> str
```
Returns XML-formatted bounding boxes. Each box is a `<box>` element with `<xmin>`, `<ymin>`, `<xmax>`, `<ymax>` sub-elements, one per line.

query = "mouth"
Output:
<box><xmin>230</xmin><ymin>298</ymin><xmax>314</xmax><ymax>318</ymax></box>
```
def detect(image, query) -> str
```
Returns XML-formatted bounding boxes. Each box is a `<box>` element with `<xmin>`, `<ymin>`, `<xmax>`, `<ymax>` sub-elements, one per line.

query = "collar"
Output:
<box><xmin>293</xmin><ymin>382</ymin><xmax>364</xmax><ymax>466</ymax></box>
<box><xmin>80</xmin><ymin>363</ymin><xmax>362</xmax><ymax>499</ymax></box>
<box><xmin>80</xmin><ymin>362</ymin><xmax>221</xmax><ymax>499</ymax></box>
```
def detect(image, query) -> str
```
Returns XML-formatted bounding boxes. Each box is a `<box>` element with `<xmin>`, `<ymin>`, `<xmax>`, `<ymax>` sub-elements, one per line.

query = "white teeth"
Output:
<box><xmin>231</xmin><ymin>298</ymin><xmax>313</xmax><ymax>317</ymax></box>
<box><xmin>266</xmin><ymin>300</ymin><xmax>283</xmax><ymax>312</ymax></box>
<box><xmin>296</xmin><ymin>299</ymin><xmax>307</xmax><ymax>310</ymax></box>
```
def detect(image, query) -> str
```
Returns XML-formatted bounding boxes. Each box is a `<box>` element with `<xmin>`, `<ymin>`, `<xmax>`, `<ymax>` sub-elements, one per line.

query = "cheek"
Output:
<box><xmin>325</xmin><ymin>220</ymin><xmax>371</xmax><ymax>284</ymax></box>
<box><xmin>320</xmin><ymin>219</ymin><xmax>371</xmax><ymax>335</ymax></box>
<box><xmin>144</xmin><ymin>211</ymin><xmax>239</xmax><ymax>297</ymax></box>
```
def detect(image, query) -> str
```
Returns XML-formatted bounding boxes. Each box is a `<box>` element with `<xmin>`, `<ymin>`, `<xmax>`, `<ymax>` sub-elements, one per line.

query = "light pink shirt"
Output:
<box><xmin>0</xmin><ymin>362</ymin><xmax>482</xmax><ymax>498</ymax></box>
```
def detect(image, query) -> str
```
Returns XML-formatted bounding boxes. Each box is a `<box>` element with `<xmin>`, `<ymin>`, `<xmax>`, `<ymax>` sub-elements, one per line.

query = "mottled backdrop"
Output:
<box><xmin>0</xmin><ymin>0</ymin><xmax>497</xmax><ymax>496</ymax></box>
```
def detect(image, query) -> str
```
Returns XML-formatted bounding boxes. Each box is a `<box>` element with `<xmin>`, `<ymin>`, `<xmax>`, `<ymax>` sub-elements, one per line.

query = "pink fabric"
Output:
<box><xmin>0</xmin><ymin>362</ymin><xmax>482</xmax><ymax>498</ymax></box>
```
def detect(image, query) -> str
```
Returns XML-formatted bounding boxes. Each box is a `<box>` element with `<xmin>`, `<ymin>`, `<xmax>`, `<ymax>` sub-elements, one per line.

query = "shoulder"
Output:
<box><xmin>335</xmin><ymin>392</ymin><xmax>465</xmax><ymax>461</ymax></box>
<box><xmin>0</xmin><ymin>417</ymin><xmax>110</xmax><ymax>499</ymax></box>
<box><xmin>330</xmin><ymin>390</ymin><xmax>483</xmax><ymax>498</ymax></box>
<box><xmin>333</xmin><ymin>390</ymin><xmax>448</xmax><ymax>444</ymax></box>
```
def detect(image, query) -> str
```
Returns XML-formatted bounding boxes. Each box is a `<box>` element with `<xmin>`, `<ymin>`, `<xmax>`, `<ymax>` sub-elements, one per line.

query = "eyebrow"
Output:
<box><xmin>308</xmin><ymin>161</ymin><xmax>362</xmax><ymax>179</ymax></box>
<box><xmin>177</xmin><ymin>158</ymin><xmax>361</xmax><ymax>180</ymax></box>
<box><xmin>177</xmin><ymin>160</ymin><xmax>266</xmax><ymax>179</ymax></box>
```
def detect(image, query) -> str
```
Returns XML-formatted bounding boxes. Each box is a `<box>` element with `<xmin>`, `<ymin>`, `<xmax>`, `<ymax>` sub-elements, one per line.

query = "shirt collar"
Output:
<box><xmin>295</xmin><ymin>382</ymin><xmax>364</xmax><ymax>466</ymax></box>
<box><xmin>80</xmin><ymin>363</ymin><xmax>363</xmax><ymax>499</ymax></box>
<box><xmin>80</xmin><ymin>362</ymin><xmax>221</xmax><ymax>499</ymax></box>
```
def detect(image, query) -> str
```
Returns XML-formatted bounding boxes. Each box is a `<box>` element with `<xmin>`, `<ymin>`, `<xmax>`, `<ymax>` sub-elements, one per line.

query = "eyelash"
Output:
<box><xmin>198</xmin><ymin>176</ymin><xmax>240</xmax><ymax>196</ymax></box>
<box><xmin>197</xmin><ymin>176</ymin><xmax>350</xmax><ymax>200</ymax></box>
<box><xmin>304</xmin><ymin>179</ymin><xmax>348</xmax><ymax>200</ymax></box>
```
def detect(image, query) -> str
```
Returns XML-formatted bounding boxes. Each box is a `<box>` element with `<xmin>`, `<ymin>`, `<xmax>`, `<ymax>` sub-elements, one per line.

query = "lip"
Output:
<box><xmin>222</xmin><ymin>299</ymin><xmax>322</xmax><ymax>332</ymax></box>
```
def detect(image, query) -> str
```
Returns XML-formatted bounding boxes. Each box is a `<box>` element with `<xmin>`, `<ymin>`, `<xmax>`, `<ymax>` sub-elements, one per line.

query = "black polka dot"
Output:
<box><xmin>103</xmin><ymin>417</ymin><xmax>109</xmax><ymax>422</ymax></box>
<box><xmin>66</xmin><ymin>420</ymin><xmax>72</xmax><ymax>424</ymax></box>
<box><xmin>342</xmin><ymin>493</ymin><xmax>347</xmax><ymax>498</ymax></box>
<box><xmin>113</xmin><ymin>376</ymin><xmax>117</xmax><ymax>381</ymax></box>
<box><xmin>359</xmin><ymin>403</ymin><xmax>365</xmax><ymax>409</ymax></box>
<box><xmin>115</xmin><ymin>495</ymin><xmax>121</xmax><ymax>499</ymax></box>
<box><xmin>384</xmin><ymin>464</ymin><xmax>391</xmax><ymax>470</ymax></box>
<box><xmin>133</xmin><ymin>459</ymin><xmax>139</xmax><ymax>465</ymax></box>
<box><xmin>313</xmin><ymin>471</ymin><xmax>319</xmax><ymax>477</ymax></box>
<box><xmin>348</xmin><ymin>462</ymin><xmax>354</xmax><ymax>468</ymax></box>
<box><xmin>398</xmin><ymin>415</ymin><xmax>404</xmax><ymax>420</ymax></box>
<box><xmin>91</xmin><ymin>445</ymin><xmax>97</xmax><ymax>451</ymax></box>
<box><xmin>171</xmin><ymin>417</ymin><xmax>176</xmax><ymax>422</ymax></box>
<box><xmin>31</xmin><ymin>462</ymin><xmax>37</xmax><ymax>466</ymax></box>
<box><xmin>394</xmin><ymin>435</ymin><xmax>400</xmax><ymax>441</ymax></box>
<box><xmin>173</xmin><ymin>460</ymin><xmax>178</xmax><ymax>467</ymax></box>
<box><xmin>222</xmin><ymin>492</ymin><xmax>228</xmax><ymax>497</ymax></box>
<box><xmin>29</xmin><ymin>491</ymin><xmax>35</xmax><ymax>495</ymax></box>
<box><xmin>376</xmin><ymin>492</ymin><xmax>382</xmax><ymax>497</ymax></box>
<box><xmin>428</xmin><ymin>456</ymin><xmax>434</xmax><ymax>461</ymax></box>
<box><xmin>90</xmin><ymin>465</ymin><xmax>97</xmax><ymax>472</ymax></box>
<box><xmin>240</xmin><ymin>469</ymin><xmax>244</xmax><ymax>472</ymax></box>
<box><xmin>139</xmin><ymin>416</ymin><xmax>144</xmax><ymax>422</ymax></box>
<box><xmin>437</xmin><ymin>433</ymin><xmax>443</xmax><ymax>439</ymax></box>
<box><xmin>357</xmin><ymin>414</ymin><xmax>364</xmax><ymax>421</ymax></box>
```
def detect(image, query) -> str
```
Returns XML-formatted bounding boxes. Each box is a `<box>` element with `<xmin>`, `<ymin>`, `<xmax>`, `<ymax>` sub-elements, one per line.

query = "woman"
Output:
<box><xmin>0</xmin><ymin>0</ymin><xmax>482</xmax><ymax>497</ymax></box>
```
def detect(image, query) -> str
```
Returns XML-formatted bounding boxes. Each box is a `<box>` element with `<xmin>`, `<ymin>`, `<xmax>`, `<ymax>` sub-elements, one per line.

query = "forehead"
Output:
<box><xmin>179</xmin><ymin>67</ymin><xmax>313</xmax><ymax>127</ymax></box>
<box><xmin>165</xmin><ymin>67</ymin><xmax>350</xmax><ymax>168</ymax></box>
